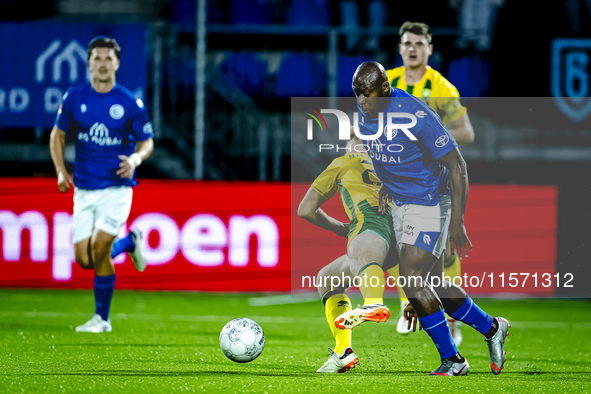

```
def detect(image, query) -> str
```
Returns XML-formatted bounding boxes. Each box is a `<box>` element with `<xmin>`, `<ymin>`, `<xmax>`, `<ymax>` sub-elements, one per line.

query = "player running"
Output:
<box><xmin>387</xmin><ymin>21</ymin><xmax>475</xmax><ymax>343</ymax></box>
<box><xmin>49</xmin><ymin>37</ymin><xmax>154</xmax><ymax>333</ymax></box>
<box><xmin>352</xmin><ymin>61</ymin><xmax>509</xmax><ymax>376</ymax></box>
<box><xmin>298</xmin><ymin>136</ymin><xmax>398</xmax><ymax>373</ymax></box>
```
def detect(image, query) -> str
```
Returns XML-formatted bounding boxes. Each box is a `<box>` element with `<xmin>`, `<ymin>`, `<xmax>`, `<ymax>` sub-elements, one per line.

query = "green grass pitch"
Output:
<box><xmin>1</xmin><ymin>289</ymin><xmax>591</xmax><ymax>393</ymax></box>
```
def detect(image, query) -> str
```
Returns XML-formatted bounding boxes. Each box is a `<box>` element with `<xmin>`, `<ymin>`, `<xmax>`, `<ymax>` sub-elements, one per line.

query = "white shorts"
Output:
<box><xmin>72</xmin><ymin>186</ymin><xmax>133</xmax><ymax>244</ymax></box>
<box><xmin>391</xmin><ymin>195</ymin><xmax>451</xmax><ymax>259</ymax></box>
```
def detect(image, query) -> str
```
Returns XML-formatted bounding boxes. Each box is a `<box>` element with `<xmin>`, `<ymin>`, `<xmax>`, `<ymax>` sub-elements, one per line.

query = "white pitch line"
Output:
<box><xmin>248</xmin><ymin>294</ymin><xmax>318</xmax><ymax>306</ymax></box>
<box><xmin>0</xmin><ymin>310</ymin><xmax>325</xmax><ymax>325</ymax></box>
<box><xmin>1</xmin><ymin>311</ymin><xmax>590</xmax><ymax>329</ymax></box>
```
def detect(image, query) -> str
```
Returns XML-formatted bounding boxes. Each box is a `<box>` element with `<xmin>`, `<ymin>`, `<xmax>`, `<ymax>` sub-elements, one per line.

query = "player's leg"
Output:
<box><xmin>317</xmin><ymin>254</ymin><xmax>353</xmax><ymax>355</ymax></box>
<box><xmin>76</xmin><ymin>229</ymin><xmax>117</xmax><ymax>333</ymax></box>
<box><xmin>442</xmin><ymin>238</ymin><xmax>462</xmax><ymax>345</ymax></box>
<box><xmin>434</xmin><ymin>276</ymin><xmax>510</xmax><ymax>375</ymax></box>
<box><xmin>316</xmin><ymin>255</ymin><xmax>359</xmax><ymax>373</ymax></box>
<box><xmin>111</xmin><ymin>228</ymin><xmax>146</xmax><ymax>272</ymax></box>
<box><xmin>76</xmin><ymin>187</ymin><xmax>133</xmax><ymax>333</ymax></box>
<box><xmin>386</xmin><ymin>264</ymin><xmax>413</xmax><ymax>334</ymax></box>
<box><xmin>435</xmin><ymin>195</ymin><xmax>509</xmax><ymax>374</ymax></box>
<box><xmin>393</xmin><ymin>202</ymin><xmax>468</xmax><ymax>376</ymax></box>
<box><xmin>93</xmin><ymin>229</ymin><xmax>117</xmax><ymax>316</ymax></box>
<box><xmin>74</xmin><ymin>238</ymin><xmax>93</xmax><ymax>269</ymax></box>
<box><xmin>342</xmin><ymin>232</ymin><xmax>390</xmax><ymax>327</ymax></box>
<box><xmin>72</xmin><ymin>188</ymin><xmax>96</xmax><ymax>269</ymax></box>
<box><xmin>399</xmin><ymin>244</ymin><xmax>469</xmax><ymax>376</ymax></box>
<box><xmin>348</xmin><ymin>233</ymin><xmax>388</xmax><ymax>304</ymax></box>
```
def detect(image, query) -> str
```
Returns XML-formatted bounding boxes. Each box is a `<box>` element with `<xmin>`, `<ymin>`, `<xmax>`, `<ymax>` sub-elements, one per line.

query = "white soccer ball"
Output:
<box><xmin>219</xmin><ymin>318</ymin><xmax>265</xmax><ymax>363</ymax></box>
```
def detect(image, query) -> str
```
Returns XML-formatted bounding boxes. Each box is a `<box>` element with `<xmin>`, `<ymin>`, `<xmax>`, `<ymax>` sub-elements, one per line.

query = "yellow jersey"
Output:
<box><xmin>386</xmin><ymin>66</ymin><xmax>467</xmax><ymax>127</ymax></box>
<box><xmin>311</xmin><ymin>152</ymin><xmax>381</xmax><ymax>222</ymax></box>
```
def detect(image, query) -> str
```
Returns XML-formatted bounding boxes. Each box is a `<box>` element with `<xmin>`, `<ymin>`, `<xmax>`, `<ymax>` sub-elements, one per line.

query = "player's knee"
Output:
<box><xmin>76</xmin><ymin>260</ymin><xmax>94</xmax><ymax>270</ymax></box>
<box><xmin>74</xmin><ymin>253</ymin><xmax>93</xmax><ymax>270</ymax></box>
<box><xmin>74</xmin><ymin>247</ymin><xmax>93</xmax><ymax>269</ymax></box>
<box><xmin>91</xmin><ymin>236</ymin><xmax>114</xmax><ymax>266</ymax></box>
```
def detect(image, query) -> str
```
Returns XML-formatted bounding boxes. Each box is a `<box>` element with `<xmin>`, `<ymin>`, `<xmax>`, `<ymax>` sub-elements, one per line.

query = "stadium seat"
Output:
<box><xmin>448</xmin><ymin>56</ymin><xmax>491</xmax><ymax>97</ymax></box>
<box><xmin>219</xmin><ymin>52</ymin><xmax>268</xmax><ymax>97</ymax></box>
<box><xmin>286</xmin><ymin>0</ymin><xmax>330</xmax><ymax>26</ymax></box>
<box><xmin>448</xmin><ymin>57</ymin><xmax>470</xmax><ymax>97</ymax></box>
<box><xmin>275</xmin><ymin>53</ymin><xmax>326</xmax><ymax>97</ymax></box>
<box><xmin>168</xmin><ymin>0</ymin><xmax>226</xmax><ymax>32</ymax></box>
<box><xmin>229</xmin><ymin>0</ymin><xmax>275</xmax><ymax>25</ymax></box>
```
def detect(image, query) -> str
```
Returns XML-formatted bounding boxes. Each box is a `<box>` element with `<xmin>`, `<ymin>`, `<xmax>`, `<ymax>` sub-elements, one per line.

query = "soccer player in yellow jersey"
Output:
<box><xmin>386</xmin><ymin>21</ymin><xmax>475</xmax><ymax>345</ymax></box>
<box><xmin>298</xmin><ymin>136</ymin><xmax>398</xmax><ymax>373</ymax></box>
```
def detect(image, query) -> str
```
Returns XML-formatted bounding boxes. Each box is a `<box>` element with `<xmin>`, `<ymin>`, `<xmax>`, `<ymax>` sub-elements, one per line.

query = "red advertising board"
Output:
<box><xmin>0</xmin><ymin>179</ymin><xmax>557</xmax><ymax>295</ymax></box>
<box><xmin>291</xmin><ymin>183</ymin><xmax>558</xmax><ymax>297</ymax></box>
<box><xmin>0</xmin><ymin>178</ymin><xmax>291</xmax><ymax>291</ymax></box>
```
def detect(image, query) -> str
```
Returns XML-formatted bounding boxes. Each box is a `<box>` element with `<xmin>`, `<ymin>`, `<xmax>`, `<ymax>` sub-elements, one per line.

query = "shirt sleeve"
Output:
<box><xmin>311</xmin><ymin>157</ymin><xmax>343</xmax><ymax>200</ymax></box>
<box><xmin>433</xmin><ymin>79</ymin><xmax>467</xmax><ymax>126</ymax></box>
<box><xmin>54</xmin><ymin>90</ymin><xmax>74</xmax><ymax>134</ymax></box>
<box><xmin>130</xmin><ymin>98</ymin><xmax>153</xmax><ymax>141</ymax></box>
<box><xmin>418</xmin><ymin>106</ymin><xmax>458</xmax><ymax>161</ymax></box>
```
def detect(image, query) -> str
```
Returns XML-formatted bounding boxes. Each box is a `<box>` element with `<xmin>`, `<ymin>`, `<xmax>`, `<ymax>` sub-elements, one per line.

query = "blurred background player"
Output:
<box><xmin>385</xmin><ymin>21</ymin><xmax>475</xmax><ymax>344</ymax></box>
<box><xmin>49</xmin><ymin>37</ymin><xmax>154</xmax><ymax>333</ymax></box>
<box><xmin>298</xmin><ymin>136</ymin><xmax>396</xmax><ymax>373</ymax></box>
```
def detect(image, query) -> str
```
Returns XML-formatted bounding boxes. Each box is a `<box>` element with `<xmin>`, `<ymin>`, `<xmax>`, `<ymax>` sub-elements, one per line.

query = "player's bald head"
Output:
<box><xmin>352</xmin><ymin>61</ymin><xmax>388</xmax><ymax>95</ymax></box>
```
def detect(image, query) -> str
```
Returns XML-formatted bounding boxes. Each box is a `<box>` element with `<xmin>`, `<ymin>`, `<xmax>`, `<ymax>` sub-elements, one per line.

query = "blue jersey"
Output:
<box><xmin>358</xmin><ymin>88</ymin><xmax>457</xmax><ymax>206</ymax></box>
<box><xmin>55</xmin><ymin>83</ymin><xmax>153</xmax><ymax>190</ymax></box>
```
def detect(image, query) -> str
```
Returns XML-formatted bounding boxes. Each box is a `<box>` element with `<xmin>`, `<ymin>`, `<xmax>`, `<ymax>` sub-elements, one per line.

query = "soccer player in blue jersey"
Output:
<box><xmin>49</xmin><ymin>37</ymin><xmax>154</xmax><ymax>333</ymax></box>
<box><xmin>351</xmin><ymin>61</ymin><xmax>510</xmax><ymax>376</ymax></box>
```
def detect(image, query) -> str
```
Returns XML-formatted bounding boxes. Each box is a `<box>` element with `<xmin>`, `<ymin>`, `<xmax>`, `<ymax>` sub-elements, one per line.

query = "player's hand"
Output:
<box><xmin>334</xmin><ymin>222</ymin><xmax>350</xmax><ymax>238</ymax></box>
<box><xmin>449</xmin><ymin>221</ymin><xmax>473</xmax><ymax>260</ymax></box>
<box><xmin>378</xmin><ymin>184</ymin><xmax>392</xmax><ymax>216</ymax></box>
<box><xmin>57</xmin><ymin>171</ymin><xmax>73</xmax><ymax>193</ymax></box>
<box><xmin>404</xmin><ymin>302</ymin><xmax>422</xmax><ymax>332</ymax></box>
<box><xmin>117</xmin><ymin>155</ymin><xmax>136</xmax><ymax>179</ymax></box>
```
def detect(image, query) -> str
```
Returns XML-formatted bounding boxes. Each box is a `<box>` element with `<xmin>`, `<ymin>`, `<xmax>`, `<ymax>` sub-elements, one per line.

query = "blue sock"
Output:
<box><xmin>449</xmin><ymin>296</ymin><xmax>494</xmax><ymax>336</ymax></box>
<box><xmin>94</xmin><ymin>274</ymin><xmax>116</xmax><ymax>321</ymax></box>
<box><xmin>419</xmin><ymin>310</ymin><xmax>458</xmax><ymax>360</ymax></box>
<box><xmin>110</xmin><ymin>233</ymin><xmax>136</xmax><ymax>258</ymax></box>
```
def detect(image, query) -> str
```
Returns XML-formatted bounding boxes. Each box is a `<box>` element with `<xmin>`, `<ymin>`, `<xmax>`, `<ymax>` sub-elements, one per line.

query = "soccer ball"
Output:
<box><xmin>219</xmin><ymin>318</ymin><xmax>265</xmax><ymax>363</ymax></box>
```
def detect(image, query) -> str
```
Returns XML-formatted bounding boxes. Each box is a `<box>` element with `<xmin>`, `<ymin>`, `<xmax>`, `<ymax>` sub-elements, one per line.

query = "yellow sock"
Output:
<box><xmin>444</xmin><ymin>254</ymin><xmax>461</xmax><ymax>282</ymax></box>
<box><xmin>324</xmin><ymin>295</ymin><xmax>352</xmax><ymax>354</ymax></box>
<box><xmin>387</xmin><ymin>265</ymin><xmax>408</xmax><ymax>302</ymax></box>
<box><xmin>358</xmin><ymin>263</ymin><xmax>385</xmax><ymax>305</ymax></box>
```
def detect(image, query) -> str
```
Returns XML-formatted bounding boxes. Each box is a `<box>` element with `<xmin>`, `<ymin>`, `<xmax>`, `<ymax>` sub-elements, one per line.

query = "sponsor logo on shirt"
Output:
<box><xmin>435</xmin><ymin>135</ymin><xmax>449</xmax><ymax>148</ymax></box>
<box><xmin>78</xmin><ymin>122</ymin><xmax>122</xmax><ymax>146</ymax></box>
<box><xmin>384</xmin><ymin>124</ymin><xmax>397</xmax><ymax>138</ymax></box>
<box><xmin>109</xmin><ymin>104</ymin><xmax>125</xmax><ymax>120</ymax></box>
<box><xmin>143</xmin><ymin>122</ymin><xmax>153</xmax><ymax>134</ymax></box>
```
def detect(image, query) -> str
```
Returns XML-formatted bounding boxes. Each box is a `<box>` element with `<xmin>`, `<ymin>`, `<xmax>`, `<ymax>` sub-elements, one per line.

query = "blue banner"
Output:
<box><xmin>0</xmin><ymin>21</ymin><xmax>147</xmax><ymax>128</ymax></box>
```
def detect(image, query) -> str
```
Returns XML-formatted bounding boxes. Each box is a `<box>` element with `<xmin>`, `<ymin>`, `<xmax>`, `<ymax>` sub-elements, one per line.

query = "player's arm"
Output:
<box><xmin>49</xmin><ymin>126</ymin><xmax>73</xmax><ymax>192</ymax></box>
<box><xmin>436</xmin><ymin>82</ymin><xmax>475</xmax><ymax>145</ymax></box>
<box><xmin>437</xmin><ymin>148</ymin><xmax>472</xmax><ymax>259</ymax></box>
<box><xmin>446</xmin><ymin>113</ymin><xmax>474</xmax><ymax>145</ymax></box>
<box><xmin>117</xmin><ymin>138</ymin><xmax>154</xmax><ymax>179</ymax></box>
<box><xmin>297</xmin><ymin>187</ymin><xmax>349</xmax><ymax>238</ymax></box>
